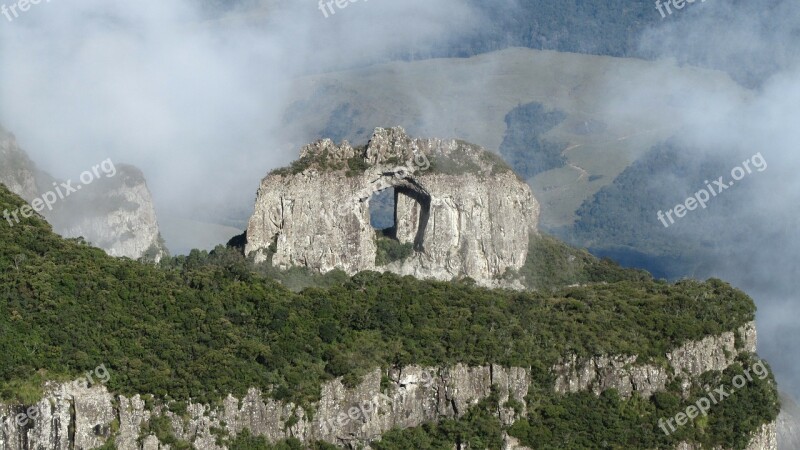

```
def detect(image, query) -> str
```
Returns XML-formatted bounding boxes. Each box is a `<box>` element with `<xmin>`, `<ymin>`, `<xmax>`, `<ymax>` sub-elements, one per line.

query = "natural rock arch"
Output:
<box><xmin>245</xmin><ymin>127</ymin><xmax>540</xmax><ymax>287</ymax></box>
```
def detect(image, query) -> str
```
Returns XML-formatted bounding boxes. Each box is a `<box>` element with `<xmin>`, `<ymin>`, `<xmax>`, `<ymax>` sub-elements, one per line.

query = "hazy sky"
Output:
<box><xmin>0</xmin><ymin>0</ymin><xmax>477</xmax><ymax>218</ymax></box>
<box><xmin>614</xmin><ymin>0</ymin><xmax>800</xmax><ymax>397</ymax></box>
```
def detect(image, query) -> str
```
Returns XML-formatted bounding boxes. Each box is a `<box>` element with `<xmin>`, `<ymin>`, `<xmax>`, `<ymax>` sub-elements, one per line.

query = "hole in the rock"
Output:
<box><xmin>369</xmin><ymin>188</ymin><xmax>396</xmax><ymax>232</ymax></box>
<box><xmin>367</xmin><ymin>177</ymin><xmax>432</xmax><ymax>263</ymax></box>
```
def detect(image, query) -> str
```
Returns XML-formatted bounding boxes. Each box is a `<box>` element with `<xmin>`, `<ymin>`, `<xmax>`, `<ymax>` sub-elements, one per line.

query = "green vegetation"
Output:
<box><xmin>345</xmin><ymin>153</ymin><xmax>370</xmax><ymax>177</ymax></box>
<box><xmin>361</xmin><ymin>355</ymin><xmax>779</xmax><ymax>450</ymax></box>
<box><xmin>270</xmin><ymin>147</ymin><xmax>350</xmax><ymax>177</ymax></box>
<box><xmin>519</xmin><ymin>234</ymin><xmax>651</xmax><ymax>291</ymax></box>
<box><xmin>426</xmin><ymin>142</ymin><xmax>513</xmax><ymax>177</ymax></box>
<box><xmin>499</xmin><ymin>102</ymin><xmax>568</xmax><ymax>180</ymax></box>
<box><xmin>224</xmin><ymin>429</ymin><xmax>337</xmax><ymax>450</ymax></box>
<box><xmin>0</xmin><ymin>179</ymin><xmax>754</xmax><ymax>406</ymax></box>
<box><xmin>374</xmin><ymin>234</ymin><xmax>414</xmax><ymax>266</ymax></box>
<box><xmin>563</xmin><ymin>141</ymin><xmax>758</xmax><ymax>279</ymax></box>
<box><xmin>0</xmin><ymin>184</ymin><xmax>775</xmax><ymax>448</ymax></box>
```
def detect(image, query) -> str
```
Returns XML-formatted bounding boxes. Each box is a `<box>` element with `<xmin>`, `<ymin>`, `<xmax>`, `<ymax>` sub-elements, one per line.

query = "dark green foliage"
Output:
<box><xmin>563</xmin><ymin>141</ymin><xmax>761</xmax><ymax>279</ymax></box>
<box><xmin>508</xmin><ymin>354</ymin><xmax>779</xmax><ymax>450</ymax></box>
<box><xmin>345</xmin><ymin>154</ymin><xmax>370</xmax><ymax>177</ymax></box>
<box><xmin>373</xmin><ymin>392</ymin><xmax>505</xmax><ymax>450</ymax></box>
<box><xmin>519</xmin><ymin>234</ymin><xmax>651</xmax><ymax>291</ymax></box>
<box><xmin>375</xmin><ymin>235</ymin><xmax>414</xmax><ymax>266</ymax></box>
<box><xmin>0</xmin><ymin>184</ymin><xmax>771</xmax><ymax>448</ymax></box>
<box><xmin>499</xmin><ymin>103</ymin><xmax>568</xmax><ymax>179</ymax></box>
<box><xmin>270</xmin><ymin>147</ymin><xmax>348</xmax><ymax>177</ymax></box>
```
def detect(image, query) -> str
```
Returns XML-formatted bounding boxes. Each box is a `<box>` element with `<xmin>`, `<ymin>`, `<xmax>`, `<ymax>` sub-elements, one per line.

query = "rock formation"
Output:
<box><xmin>0</xmin><ymin>323</ymin><xmax>777</xmax><ymax>450</ymax></box>
<box><xmin>245</xmin><ymin>127</ymin><xmax>539</xmax><ymax>286</ymax></box>
<box><xmin>0</xmin><ymin>125</ymin><xmax>165</xmax><ymax>261</ymax></box>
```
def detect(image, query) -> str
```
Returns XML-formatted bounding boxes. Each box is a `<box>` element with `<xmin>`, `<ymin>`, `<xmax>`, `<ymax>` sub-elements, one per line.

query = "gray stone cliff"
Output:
<box><xmin>245</xmin><ymin>127</ymin><xmax>539</xmax><ymax>287</ymax></box>
<box><xmin>0</xmin><ymin>125</ymin><xmax>165</xmax><ymax>261</ymax></box>
<box><xmin>0</xmin><ymin>322</ymin><xmax>777</xmax><ymax>450</ymax></box>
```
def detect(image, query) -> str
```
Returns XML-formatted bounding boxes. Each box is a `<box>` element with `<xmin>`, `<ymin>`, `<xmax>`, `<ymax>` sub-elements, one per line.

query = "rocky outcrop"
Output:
<box><xmin>0</xmin><ymin>323</ymin><xmax>776</xmax><ymax>450</ymax></box>
<box><xmin>47</xmin><ymin>164</ymin><xmax>166</xmax><ymax>262</ymax></box>
<box><xmin>0</xmin><ymin>126</ymin><xmax>165</xmax><ymax>261</ymax></box>
<box><xmin>674</xmin><ymin>423</ymin><xmax>777</xmax><ymax>450</ymax></box>
<box><xmin>245</xmin><ymin>127</ymin><xmax>539</xmax><ymax>287</ymax></box>
<box><xmin>0</xmin><ymin>126</ymin><xmax>39</xmax><ymax>202</ymax></box>
<box><xmin>553</xmin><ymin>322</ymin><xmax>758</xmax><ymax>398</ymax></box>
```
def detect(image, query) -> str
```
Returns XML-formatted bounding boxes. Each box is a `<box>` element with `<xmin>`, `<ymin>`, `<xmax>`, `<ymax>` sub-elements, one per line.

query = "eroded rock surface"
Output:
<box><xmin>245</xmin><ymin>127</ymin><xmax>539</xmax><ymax>286</ymax></box>
<box><xmin>0</xmin><ymin>323</ymin><xmax>776</xmax><ymax>450</ymax></box>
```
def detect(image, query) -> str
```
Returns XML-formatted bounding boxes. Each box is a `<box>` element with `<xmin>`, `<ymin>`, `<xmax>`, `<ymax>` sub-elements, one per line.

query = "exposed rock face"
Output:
<box><xmin>0</xmin><ymin>126</ymin><xmax>38</xmax><ymax>202</ymax></box>
<box><xmin>0</xmin><ymin>126</ymin><xmax>165</xmax><ymax>261</ymax></box>
<box><xmin>0</xmin><ymin>323</ymin><xmax>776</xmax><ymax>450</ymax></box>
<box><xmin>47</xmin><ymin>164</ymin><xmax>166</xmax><ymax>261</ymax></box>
<box><xmin>553</xmin><ymin>322</ymin><xmax>758</xmax><ymax>398</ymax></box>
<box><xmin>245</xmin><ymin>127</ymin><xmax>539</xmax><ymax>286</ymax></box>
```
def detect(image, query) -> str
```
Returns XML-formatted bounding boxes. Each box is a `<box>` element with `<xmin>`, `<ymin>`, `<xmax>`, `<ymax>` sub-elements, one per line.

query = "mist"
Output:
<box><xmin>0</xmin><ymin>0</ymin><xmax>477</xmax><ymax>236</ymax></box>
<box><xmin>599</xmin><ymin>0</ymin><xmax>800</xmax><ymax>398</ymax></box>
<box><xmin>1</xmin><ymin>0</ymin><xmax>798</xmax><ymax>403</ymax></box>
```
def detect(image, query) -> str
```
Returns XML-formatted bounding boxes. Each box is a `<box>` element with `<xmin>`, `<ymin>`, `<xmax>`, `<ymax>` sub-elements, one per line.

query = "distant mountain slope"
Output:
<box><xmin>778</xmin><ymin>393</ymin><xmax>800</xmax><ymax>449</ymax></box>
<box><xmin>279</xmin><ymin>48</ymin><xmax>746</xmax><ymax>230</ymax></box>
<box><xmin>0</xmin><ymin>126</ymin><xmax>166</xmax><ymax>261</ymax></box>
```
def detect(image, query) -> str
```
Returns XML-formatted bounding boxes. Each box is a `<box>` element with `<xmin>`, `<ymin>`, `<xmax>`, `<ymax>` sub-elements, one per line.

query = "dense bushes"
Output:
<box><xmin>0</xmin><ymin>184</ymin><xmax>770</xmax><ymax>448</ymax></box>
<box><xmin>374</xmin><ymin>235</ymin><xmax>414</xmax><ymax>266</ymax></box>
<box><xmin>499</xmin><ymin>103</ymin><xmax>568</xmax><ymax>180</ymax></box>
<box><xmin>352</xmin><ymin>355</ymin><xmax>780</xmax><ymax>450</ymax></box>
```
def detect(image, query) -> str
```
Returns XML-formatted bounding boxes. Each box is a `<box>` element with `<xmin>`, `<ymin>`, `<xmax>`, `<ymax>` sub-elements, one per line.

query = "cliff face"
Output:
<box><xmin>0</xmin><ymin>126</ymin><xmax>165</xmax><ymax>261</ymax></box>
<box><xmin>0</xmin><ymin>127</ymin><xmax>39</xmax><ymax>203</ymax></box>
<box><xmin>245</xmin><ymin>127</ymin><xmax>539</xmax><ymax>286</ymax></box>
<box><xmin>46</xmin><ymin>164</ymin><xmax>165</xmax><ymax>261</ymax></box>
<box><xmin>777</xmin><ymin>393</ymin><xmax>800</xmax><ymax>450</ymax></box>
<box><xmin>0</xmin><ymin>323</ymin><xmax>777</xmax><ymax>450</ymax></box>
<box><xmin>552</xmin><ymin>322</ymin><xmax>758</xmax><ymax>398</ymax></box>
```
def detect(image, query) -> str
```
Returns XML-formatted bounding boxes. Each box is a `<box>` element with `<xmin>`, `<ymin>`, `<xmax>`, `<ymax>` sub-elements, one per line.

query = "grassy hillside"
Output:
<box><xmin>279</xmin><ymin>48</ymin><xmax>745</xmax><ymax>230</ymax></box>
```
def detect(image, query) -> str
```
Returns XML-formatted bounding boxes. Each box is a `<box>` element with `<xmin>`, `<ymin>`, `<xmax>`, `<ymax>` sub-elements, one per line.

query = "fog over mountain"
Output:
<box><xmin>588</xmin><ymin>0</ymin><xmax>800</xmax><ymax>400</ymax></box>
<box><xmin>1</xmin><ymin>0</ymin><xmax>799</xmax><ymax>410</ymax></box>
<box><xmin>0</xmin><ymin>0</ymin><xmax>477</xmax><ymax>228</ymax></box>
